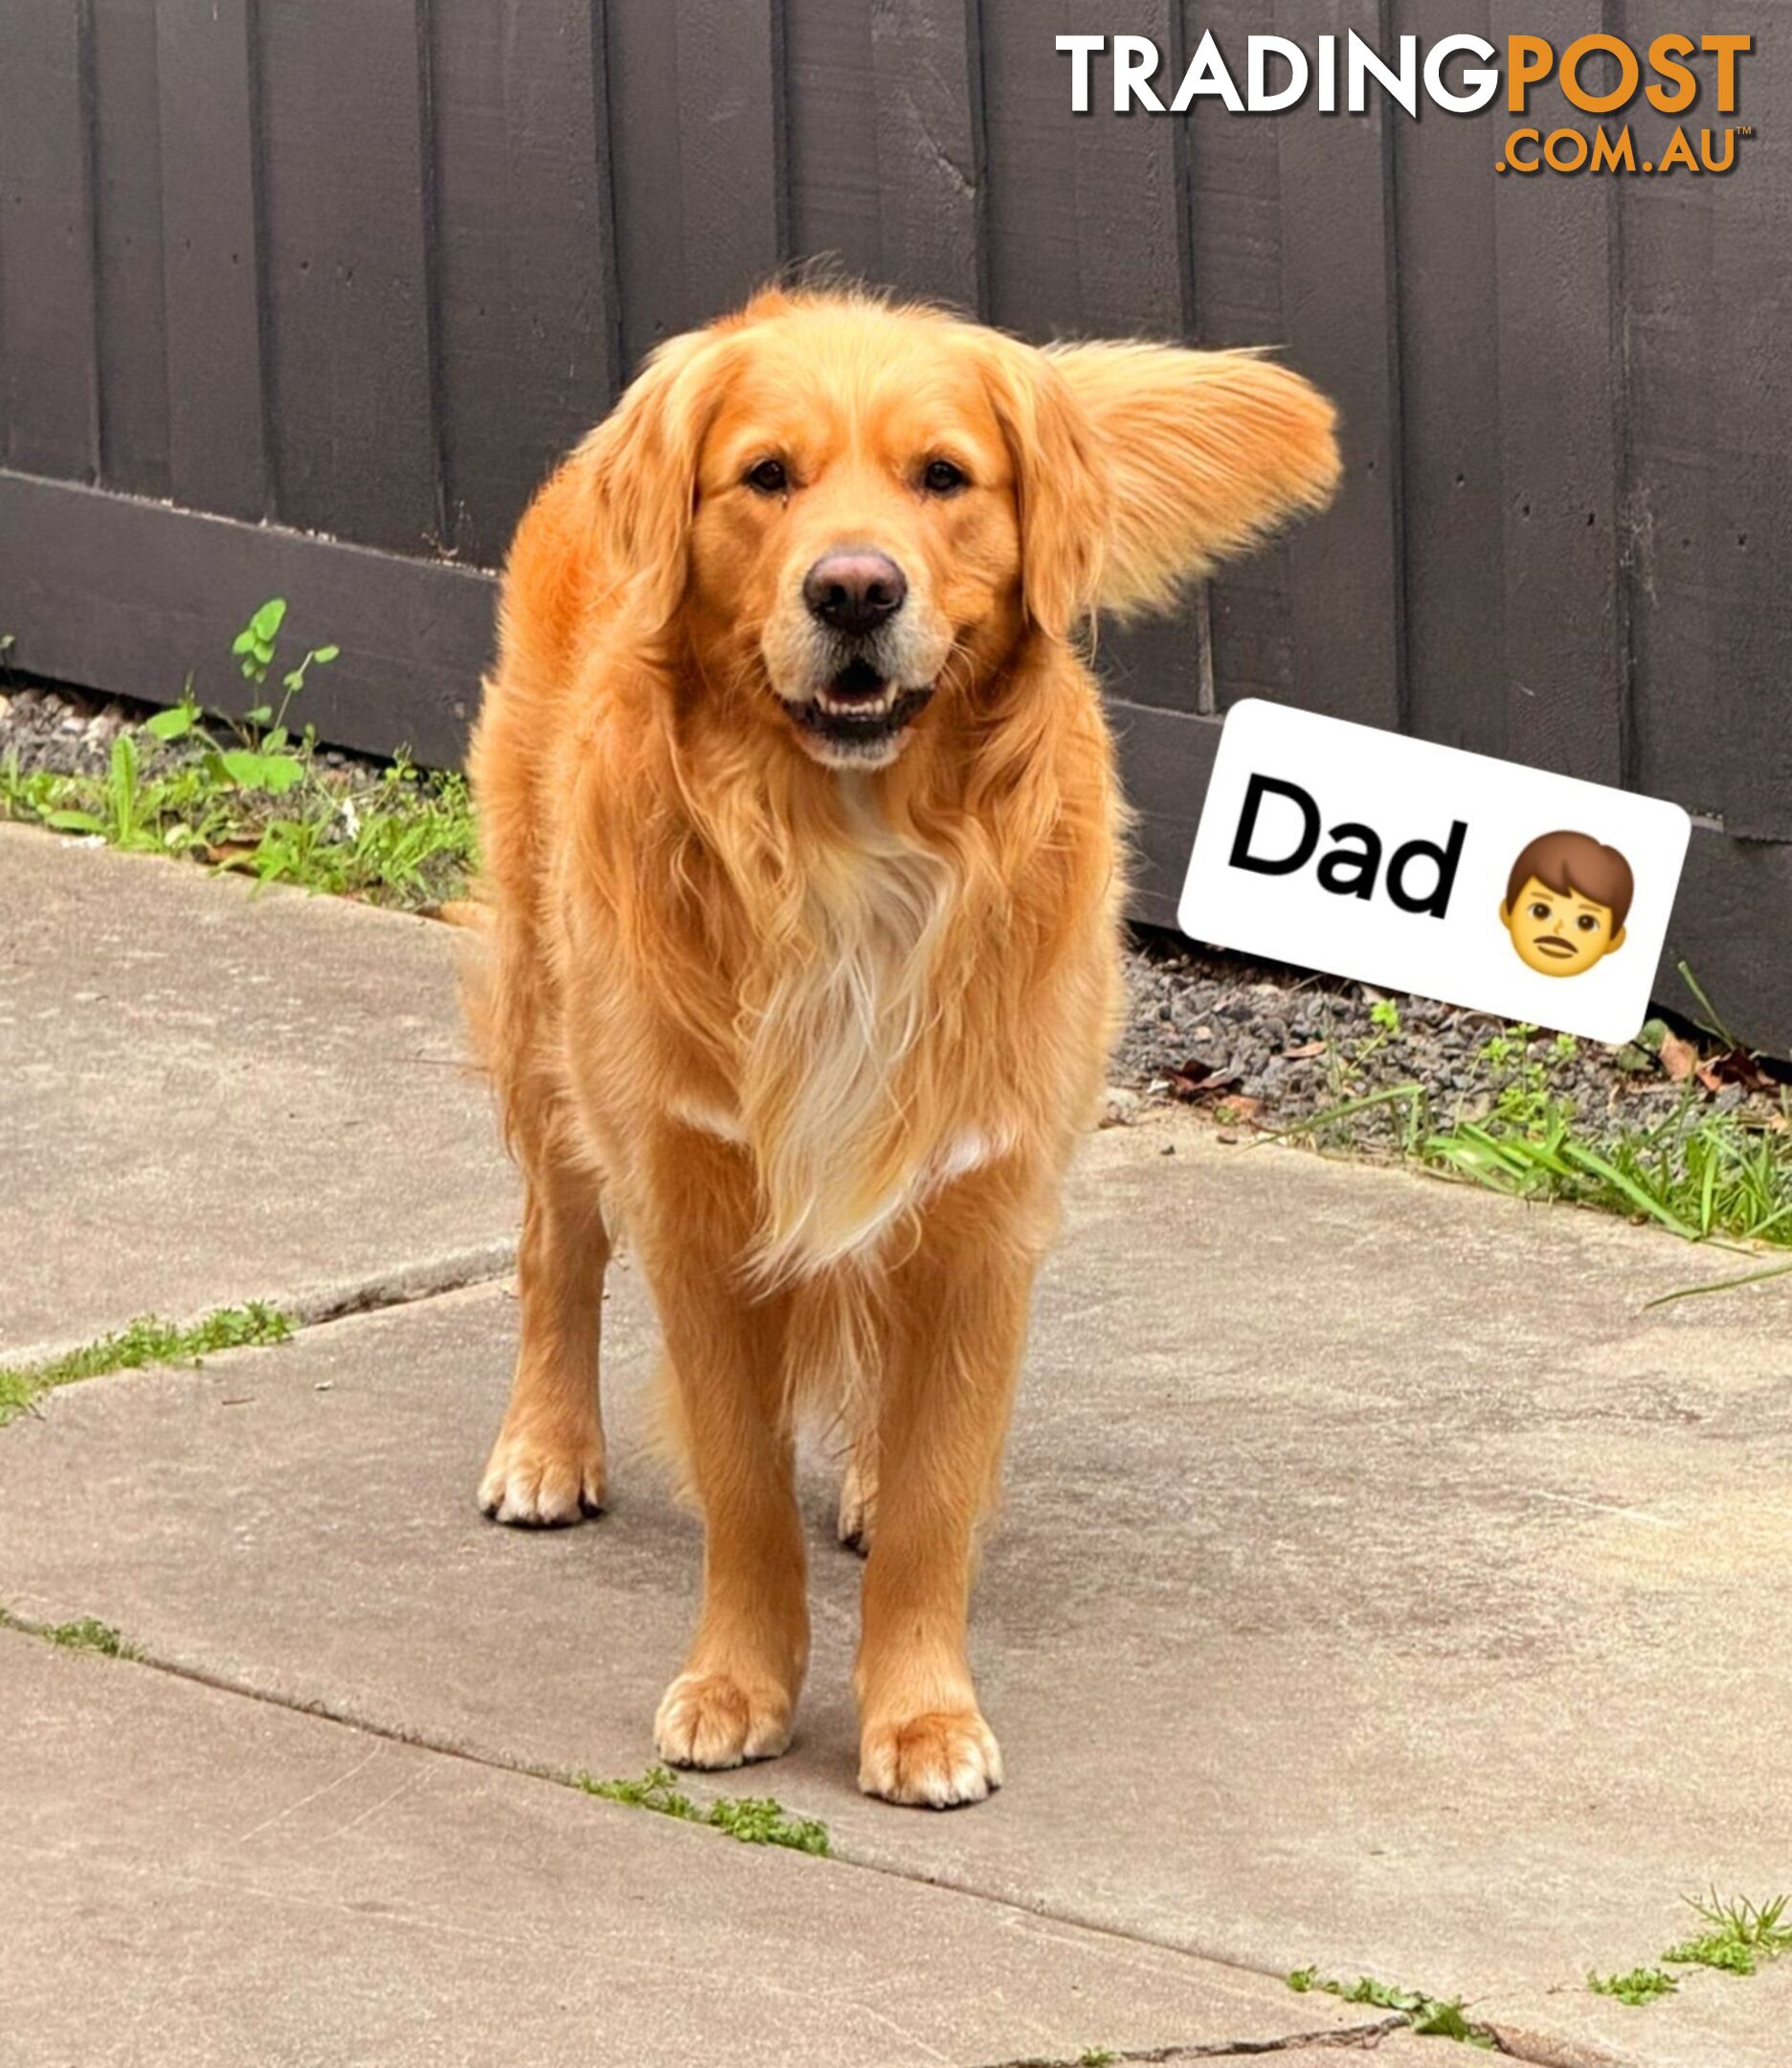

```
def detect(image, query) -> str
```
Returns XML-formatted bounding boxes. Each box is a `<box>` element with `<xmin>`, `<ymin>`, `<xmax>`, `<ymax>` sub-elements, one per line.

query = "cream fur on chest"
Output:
<box><xmin>677</xmin><ymin>776</ymin><xmax>1005</xmax><ymax>1282</ymax></box>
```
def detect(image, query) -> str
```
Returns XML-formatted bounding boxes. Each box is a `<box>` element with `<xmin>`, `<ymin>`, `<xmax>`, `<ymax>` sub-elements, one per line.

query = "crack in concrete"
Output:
<box><xmin>969</xmin><ymin>2018</ymin><xmax>1415</xmax><ymax>2063</ymax></box>
<box><xmin>280</xmin><ymin>1239</ymin><xmax>518</xmax><ymax>1332</ymax></box>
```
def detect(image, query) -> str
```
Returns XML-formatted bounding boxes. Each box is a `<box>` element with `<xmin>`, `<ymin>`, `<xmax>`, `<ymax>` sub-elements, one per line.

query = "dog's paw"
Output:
<box><xmin>858</xmin><ymin>1708</ymin><xmax>1002</xmax><ymax>1808</ymax></box>
<box><xmin>654</xmin><ymin>1672</ymin><xmax>793</xmax><ymax>1770</ymax></box>
<box><xmin>478</xmin><ymin>1425</ymin><xmax>606</xmax><ymax>1527</ymax></box>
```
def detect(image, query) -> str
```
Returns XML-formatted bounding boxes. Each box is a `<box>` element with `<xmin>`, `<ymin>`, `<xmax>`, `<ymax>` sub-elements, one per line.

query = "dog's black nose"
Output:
<box><xmin>802</xmin><ymin>550</ymin><xmax>907</xmax><ymax>637</ymax></box>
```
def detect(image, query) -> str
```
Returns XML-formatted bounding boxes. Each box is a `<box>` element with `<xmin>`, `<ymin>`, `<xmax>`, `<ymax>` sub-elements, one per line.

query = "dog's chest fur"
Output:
<box><xmin>703</xmin><ymin>776</ymin><xmax>997</xmax><ymax>1282</ymax></box>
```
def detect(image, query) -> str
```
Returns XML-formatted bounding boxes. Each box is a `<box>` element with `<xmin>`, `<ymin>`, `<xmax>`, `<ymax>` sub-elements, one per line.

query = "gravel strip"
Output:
<box><xmin>0</xmin><ymin>681</ymin><xmax>368</xmax><ymax>781</ymax></box>
<box><xmin>0</xmin><ymin>682</ymin><xmax>137</xmax><ymax>775</ymax></box>
<box><xmin>1116</xmin><ymin>927</ymin><xmax>1792</xmax><ymax>1145</ymax></box>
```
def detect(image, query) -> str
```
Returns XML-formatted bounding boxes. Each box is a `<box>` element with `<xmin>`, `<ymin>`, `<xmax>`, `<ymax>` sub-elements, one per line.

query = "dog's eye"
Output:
<box><xmin>921</xmin><ymin>458</ymin><xmax>969</xmax><ymax>496</ymax></box>
<box><xmin>744</xmin><ymin>459</ymin><xmax>788</xmax><ymax>496</ymax></box>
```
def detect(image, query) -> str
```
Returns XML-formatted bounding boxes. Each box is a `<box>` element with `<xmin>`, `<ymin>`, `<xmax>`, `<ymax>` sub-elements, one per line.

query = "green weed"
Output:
<box><xmin>704</xmin><ymin>1792</ymin><xmax>832</xmax><ymax>1854</ymax></box>
<box><xmin>1</xmin><ymin>599</ymin><xmax>476</xmax><ymax>910</ymax></box>
<box><xmin>0</xmin><ymin>1607</ymin><xmax>137</xmax><ymax>1658</ymax></box>
<box><xmin>1284</xmin><ymin>1968</ymin><xmax>1495</xmax><ymax>2047</ymax></box>
<box><xmin>1588</xmin><ymin>1966</ymin><xmax>1679</xmax><ymax>2006</ymax></box>
<box><xmin>1584</xmin><ymin>1889</ymin><xmax>1791</xmax><ymax>2008</ymax></box>
<box><xmin>0</xmin><ymin>1303</ymin><xmax>291</xmax><ymax>1425</ymax></box>
<box><xmin>1662</xmin><ymin>1890</ymin><xmax>1792</xmax><ymax>1976</ymax></box>
<box><xmin>571</xmin><ymin>1765</ymin><xmax>831</xmax><ymax>1856</ymax></box>
<box><xmin>1324</xmin><ymin>996</ymin><xmax>1406</xmax><ymax>1090</ymax></box>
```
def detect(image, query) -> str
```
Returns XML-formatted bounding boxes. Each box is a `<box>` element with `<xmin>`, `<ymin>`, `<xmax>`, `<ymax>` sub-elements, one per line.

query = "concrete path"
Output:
<box><xmin>4</xmin><ymin>826</ymin><xmax>1790</xmax><ymax>2067</ymax></box>
<box><xmin>0</xmin><ymin>824</ymin><xmax>514</xmax><ymax>1360</ymax></box>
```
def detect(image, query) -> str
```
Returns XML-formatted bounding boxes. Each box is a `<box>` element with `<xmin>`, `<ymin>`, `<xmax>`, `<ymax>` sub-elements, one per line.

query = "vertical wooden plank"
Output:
<box><xmin>1265</xmin><ymin>0</ymin><xmax>1402</xmax><ymax>733</ymax></box>
<box><xmin>1064</xmin><ymin>1</ymin><xmax>1199</xmax><ymax>718</ymax></box>
<box><xmin>981</xmin><ymin>0</ymin><xmax>1082</xmax><ymax>338</ymax></box>
<box><xmin>870</xmin><ymin>0</ymin><xmax>985</xmax><ymax>311</ymax></box>
<box><xmin>1183</xmin><ymin>0</ymin><xmax>1292</xmax><ymax>713</ymax></box>
<box><xmin>91</xmin><ymin>0</ymin><xmax>169</xmax><ymax>499</ymax></box>
<box><xmin>785</xmin><ymin>0</ymin><xmax>881</xmax><ymax>274</ymax></box>
<box><xmin>674</xmin><ymin>0</ymin><xmax>786</xmax><ymax>319</ymax></box>
<box><xmin>256</xmin><ymin>0</ymin><xmax>440</xmax><ymax>553</ymax></box>
<box><xmin>609</xmin><ymin>0</ymin><xmax>785</xmax><ymax>363</ymax></box>
<box><xmin>1070</xmin><ymin>3</ymin><xmax>1190</xmax><ymax>338</ymax></box>
<box><xmin>1662</xmin><ymin>830</ymin><xmax>1792</xmax><ymax>1058</ymax></box>
<box><xmin>0</xmin><ymin>1</ymin><xmax>100</xmax><ymax>481</ymax></box>
<box><xmin>984</xmin><ymin>0</ymin><xmax>1186</xmax><ymax>339</ymax></box>
<box><xmin>1618</xmin><ymin>1</ymin><xmax>1714</xmax><ymax>817</ymax></box>
<box><xmin>1181</xmin><ymin>0</ymin><xmax>1401</xmax><ymax>732</ymax></box>
<box><xmin>1390</xmin><ymin>0</ymin><xmax>1503</xmax><ymax>753</ymax></box>
<box><xmin>1623</xmin><ymin>0</ymin><xmax>1792</xmax><ymax>839</ymax></box>
<box><xmin>1691</xmin><ymin>11</ymin><xmax>1792</xmax><ymax>840</ymax></box>
<box><xmin>431</xmin><ymin>0</ymin><xmax>619</xmax><ymax>566</ymax></box>
<box><xmin>423</xmin><ymin>0</ymin><xmax>507</xmax><ymax>554</ymax></box>
<box><xmin>156</xmin><ymin>0</ymin><xmax>268</xmax><ymax>520</ymax></box>
<box><xmin>982</xmin><ymin>2</ymin><xmax>1205</xmax><ymax>716</ymax></box>
<box><xmin>1487</xmin><ymin>0</ymin><xmax>1626</xmax><ymax>784</ymax></box>
<box><xmin>497</xmin><ymin>0</ymin><xmax>620</xmax><ymax>440</ymax></box>
<box><xmin>607</xmin><ymin>0</ymin><xmax>683</xmax><ymax>367</ymax></box>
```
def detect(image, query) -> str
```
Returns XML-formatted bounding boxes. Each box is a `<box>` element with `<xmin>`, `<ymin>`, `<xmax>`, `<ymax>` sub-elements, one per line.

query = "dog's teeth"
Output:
<box><xmin>818</xmin><ymin>688</ymin><xmax>894</xmax><ymax>717</ymax></box>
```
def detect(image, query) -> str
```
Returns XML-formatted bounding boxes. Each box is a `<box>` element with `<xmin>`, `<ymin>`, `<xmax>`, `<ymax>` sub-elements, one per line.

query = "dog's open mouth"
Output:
<box><xmin>783</xmin><ymin>658</ymin><xmax>933</xmax><ymax>754</ymax></box>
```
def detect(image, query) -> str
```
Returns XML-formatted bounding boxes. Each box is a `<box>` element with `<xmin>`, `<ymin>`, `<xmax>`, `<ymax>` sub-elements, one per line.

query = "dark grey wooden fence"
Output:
<box><xmin>2</xmin><ymin>2</ymin><xmax>1788</xmax><ymax>1049</ymax></box>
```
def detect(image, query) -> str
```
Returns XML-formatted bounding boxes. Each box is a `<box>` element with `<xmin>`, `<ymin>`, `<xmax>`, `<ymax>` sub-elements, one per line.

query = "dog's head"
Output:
<box><xmin>580</xmin><ymin>288</ymin><xmax>1341</xmax><ymax>771</ymax></box>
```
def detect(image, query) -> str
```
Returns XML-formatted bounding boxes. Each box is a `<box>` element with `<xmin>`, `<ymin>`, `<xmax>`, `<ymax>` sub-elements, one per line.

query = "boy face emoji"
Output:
<box><xmin>1499</xmin><ymin>831</ymin><xmax>1633</xmax><ymax>979</ymax></box>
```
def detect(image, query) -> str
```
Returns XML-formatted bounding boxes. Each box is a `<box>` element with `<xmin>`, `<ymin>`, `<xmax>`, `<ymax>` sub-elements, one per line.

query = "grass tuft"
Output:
<box><xmin>2</xmin><ymin>734</ymin><xmax>476</xmax><ymax>910</ymax></box>
<box><xmin>1275</xmin><ymin>1018</ymin><xmax>1792</xmax><ymax>1279</ymax></box>
<box><xmin>1662</xmin><ymin>1890</ymin><xmax>1792</xmax><ymax>1977</ymax></box>
<box><xmin>0</xmin><ymin>1302</ymin><xmax>292</xmax><ymax>1425</ymax></box>
<box><xmin>571</xmin><ymin>1765</ymin><xmax>831</xmax><ymax>1856</ymax></box>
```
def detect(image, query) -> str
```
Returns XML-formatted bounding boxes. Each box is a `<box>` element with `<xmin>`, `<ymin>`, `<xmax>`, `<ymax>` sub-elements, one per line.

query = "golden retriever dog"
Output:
<box><xmin>465</xmin><ymin>283</ymin><xmax>1337</xmax><ymax>1806</ymax></box>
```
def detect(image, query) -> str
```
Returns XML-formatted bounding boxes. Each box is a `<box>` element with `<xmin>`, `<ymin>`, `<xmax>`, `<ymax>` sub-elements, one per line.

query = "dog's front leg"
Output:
<box><xmin>479</xmin><ymin>1139</ymin><xmax>610</xmax><ymax>1526</ymax></box>
<box><xmin>855</xmin><ymin>1167</ymin><xmax>1042</xmax><ymax>1807</ymax></box>
<box><xmin>639</xmin><ymin>1135</ymin><xmax>808</xmax><ymax>1770</ymax></box>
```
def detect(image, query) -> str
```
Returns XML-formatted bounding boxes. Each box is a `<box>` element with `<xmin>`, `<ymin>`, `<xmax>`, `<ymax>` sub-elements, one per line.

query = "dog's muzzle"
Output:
<box><xmin>779</xmin><ymin>548</ymin><xmax>936</xmax><ymax>761</ymax></box>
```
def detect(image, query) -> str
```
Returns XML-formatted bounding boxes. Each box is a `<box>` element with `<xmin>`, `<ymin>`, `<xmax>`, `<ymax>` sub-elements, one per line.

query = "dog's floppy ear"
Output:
<box><xmin>1045</xmin><ymin>342</ymin><xmax>1341</xmax><ymax>620</ymax></box>
<box><xmin>574</xmin><ymin>326</ymin><xmax>739</xmax><ymax>627</ymax></box>
<box><xmin>974</xmin><ymin>337</ymin><xmax>1113</xmax><ymax>642</ymax></box>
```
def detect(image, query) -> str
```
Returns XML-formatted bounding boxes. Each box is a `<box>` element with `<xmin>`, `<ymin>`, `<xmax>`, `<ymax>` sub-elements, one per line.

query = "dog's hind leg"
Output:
<box><xmin>479</xmin><ymin>1108</ymin><xmax>611</xmax><ymax>1527</ymax></box>
<box><xmin>837</xmin><ymin>1412</ymin><xmax>878</xmax><ymax>1556</ymax></box>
